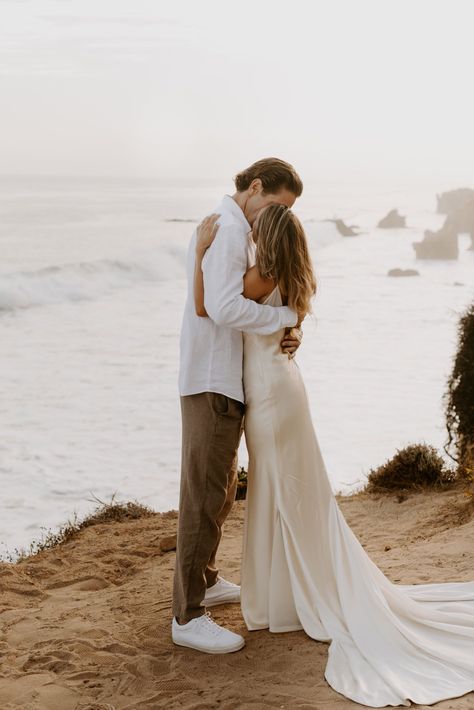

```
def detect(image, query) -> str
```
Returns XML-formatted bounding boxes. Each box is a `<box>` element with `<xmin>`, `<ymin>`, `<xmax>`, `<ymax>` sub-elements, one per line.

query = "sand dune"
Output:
<box><xmin>1</xmin><ymin>487</ymin><xmax>473</xmax><ymax>710</ymax></box>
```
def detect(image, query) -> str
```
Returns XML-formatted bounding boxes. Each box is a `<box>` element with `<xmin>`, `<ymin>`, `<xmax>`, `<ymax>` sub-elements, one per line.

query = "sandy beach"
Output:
<box><xmin>1</xmin><ymin>485</ymin><xmax>473</xmax><ymax>710</ymax></box>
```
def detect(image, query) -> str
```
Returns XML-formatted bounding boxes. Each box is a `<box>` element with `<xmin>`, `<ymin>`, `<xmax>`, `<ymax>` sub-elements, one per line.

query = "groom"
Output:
<box><xmin>172</xmin><ymin>157</ymin><xmax>303</xmax><ymax>653</ymax></box>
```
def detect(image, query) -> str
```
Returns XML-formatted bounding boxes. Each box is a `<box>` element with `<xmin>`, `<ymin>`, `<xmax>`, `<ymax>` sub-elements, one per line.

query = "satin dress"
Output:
<box><xmin>240</xmin><ymin>285</ymin><xmax>474</xmax><ymax>708</ymax></box>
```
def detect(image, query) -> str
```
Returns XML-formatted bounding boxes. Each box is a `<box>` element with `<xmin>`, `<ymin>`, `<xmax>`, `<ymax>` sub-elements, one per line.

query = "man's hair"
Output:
<box><xmin>234</xmin><ymin>157</ymin><xmax>303</xmax><ymax>197</ymax></box>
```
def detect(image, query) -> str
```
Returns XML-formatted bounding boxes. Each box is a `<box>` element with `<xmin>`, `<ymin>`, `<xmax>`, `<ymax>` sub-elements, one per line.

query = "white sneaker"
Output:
<box><xmin>172</xmin><ymin>611</ymin><xmax>245</xmax><ymax>654</ymax></box>
<box><xmin>200</xmin><ymin>576</ymin><xmax>240</xmax><ymax>608</ymax></box>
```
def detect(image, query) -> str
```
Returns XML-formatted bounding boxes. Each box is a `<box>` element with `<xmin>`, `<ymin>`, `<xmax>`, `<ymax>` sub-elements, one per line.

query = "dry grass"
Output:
<box><xmin>364</xmin><ymin>443</ymin><xmax>458</xmax><ymax>494</ymax></box>
<box><xmin>4</xmin><ymin>492</ymin><xmax>156</xmax><ymax>563</ymax></box>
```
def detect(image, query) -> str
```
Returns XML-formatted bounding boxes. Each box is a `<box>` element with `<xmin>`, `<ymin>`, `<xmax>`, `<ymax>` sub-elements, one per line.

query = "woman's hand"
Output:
<box><xmin>196</xmin><ymin>213</ymin><xmax>220</xmax><ymax>255</ymax></box>
<box><xmin>194</xmin><ymin>213</ymin><xmax>220</xmax><ymax>317</ymax></box>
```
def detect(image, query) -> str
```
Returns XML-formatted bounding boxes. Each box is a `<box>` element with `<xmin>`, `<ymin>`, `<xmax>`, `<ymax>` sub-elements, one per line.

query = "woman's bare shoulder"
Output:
<box><xmin>243</xmin><ymin>266</ymin><xmax>276</xmax><ymax>302</ymax></box>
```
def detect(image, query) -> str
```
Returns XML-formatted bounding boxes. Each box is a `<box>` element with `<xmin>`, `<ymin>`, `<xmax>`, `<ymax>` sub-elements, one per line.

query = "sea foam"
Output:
<box><xmin>0</xmin><ymin>249</ymin><xmax>186</xmax><ymax>312</ymax></box>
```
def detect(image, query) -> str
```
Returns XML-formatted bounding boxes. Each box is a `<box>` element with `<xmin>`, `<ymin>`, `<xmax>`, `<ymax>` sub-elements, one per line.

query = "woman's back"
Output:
<box><xmin>243</xmin><ymin>285</ymin><xmax>301</xmax><ymax>408</ymax></box>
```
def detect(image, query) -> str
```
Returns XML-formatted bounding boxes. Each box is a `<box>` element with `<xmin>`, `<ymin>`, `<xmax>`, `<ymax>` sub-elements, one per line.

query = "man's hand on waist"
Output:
<box><xmin>280</xmin><ymin>326</ymin><xmax>303</xmax><ymax>359</ymax></box>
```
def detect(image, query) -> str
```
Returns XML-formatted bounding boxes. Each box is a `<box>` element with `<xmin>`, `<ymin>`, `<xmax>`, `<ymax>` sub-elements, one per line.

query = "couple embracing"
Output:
<box><xmin>171</xmin><ymin>158</ymin><xmax>474</xmax><ymax>708</ymax></box>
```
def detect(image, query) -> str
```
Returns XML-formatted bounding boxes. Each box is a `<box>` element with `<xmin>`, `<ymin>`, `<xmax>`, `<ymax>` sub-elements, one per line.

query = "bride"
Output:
<box><xmin>194</xmin><ymin>205</ymin><xmax>474</xmax><ymax>708</ymax></box>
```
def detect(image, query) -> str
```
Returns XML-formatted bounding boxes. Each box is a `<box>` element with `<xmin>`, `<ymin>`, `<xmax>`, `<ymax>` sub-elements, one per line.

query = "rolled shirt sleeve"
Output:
<box><xmin>202</xmin><ymin>223</ymin><xmax>298</xmax><ymax>334</ymax></box>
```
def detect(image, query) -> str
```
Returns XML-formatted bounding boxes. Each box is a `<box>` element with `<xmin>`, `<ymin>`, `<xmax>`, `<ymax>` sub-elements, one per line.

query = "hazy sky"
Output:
<box><xmin>1</xmin><ymin>0</ymin><xmax>473</xmax><ymax>183</ymax></box>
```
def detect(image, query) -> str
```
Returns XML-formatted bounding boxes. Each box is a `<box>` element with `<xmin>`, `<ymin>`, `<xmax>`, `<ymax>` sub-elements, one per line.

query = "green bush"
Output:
<box><xmin>444</xmin><ymin>301</ymin><xmax>474</xmax><ymax>476</ymax></box>
<box><xmin>236</xmin><ymin>466</ymin><xmax>248</xmax><ymax>500</ymax></box>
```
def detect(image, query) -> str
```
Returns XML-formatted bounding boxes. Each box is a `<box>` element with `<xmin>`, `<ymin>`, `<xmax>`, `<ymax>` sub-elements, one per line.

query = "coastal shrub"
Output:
<box><xmin>456</xmin><ymin>441</ymin><xmax>474</xmax><ymax>500</ymax></box>
<box><xmin>364</xmin><ymin>443</ymin><xmax>456</xmax><ymax>493</ymax></box>
<box><xmin>236</xmin><ymin>466</ymin><xmax>248</xmax><ymax>500</ymax></box>
<box><xmin>444</xmin><ymin>301</ymin><xmax>474</xmax><ymax>476</ymax></box>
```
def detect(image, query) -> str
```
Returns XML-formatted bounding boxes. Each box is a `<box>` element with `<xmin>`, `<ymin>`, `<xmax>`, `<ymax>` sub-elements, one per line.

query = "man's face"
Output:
<box><xmin>244</xmin><ymin>181</ymin><xmax>297</xmax><ymax>226</ymax></box>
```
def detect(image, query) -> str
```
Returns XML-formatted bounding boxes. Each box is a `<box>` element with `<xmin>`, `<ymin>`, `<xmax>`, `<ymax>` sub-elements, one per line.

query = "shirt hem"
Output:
<box><xmin>179</xmin><ymin>385</ymin><xmax>245</xmax><ymax>405</ymax></box>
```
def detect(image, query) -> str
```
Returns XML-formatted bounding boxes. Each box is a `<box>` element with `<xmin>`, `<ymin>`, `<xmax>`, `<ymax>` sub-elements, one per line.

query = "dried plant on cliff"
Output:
<box><xmin>5</xmin><ymin>493</ymin><xmax>155</xmax><ymax>562</ymax></box>
<box><xmin>365</xmin><ymin>443</ymin><xmax>456</xmax><ymax>494</ymax></box>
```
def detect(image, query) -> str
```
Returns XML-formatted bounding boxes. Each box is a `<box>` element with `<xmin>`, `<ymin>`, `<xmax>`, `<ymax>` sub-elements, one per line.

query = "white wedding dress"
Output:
<box><xmin>240</xmin><ymin>285</ymin><xmax>474</xmax><ymax>708</ymax></box>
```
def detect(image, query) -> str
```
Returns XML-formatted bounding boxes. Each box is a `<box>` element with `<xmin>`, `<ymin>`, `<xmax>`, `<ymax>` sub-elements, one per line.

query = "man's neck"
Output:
<box><xmin>232</xmin><ymin>191</ymin><xmax>247</xmax><ymax>214</ymax></box>
<box><xmin>229</xmin><ymin>191</ymin><xmax>252</xmax><ymax>234</ymax></box>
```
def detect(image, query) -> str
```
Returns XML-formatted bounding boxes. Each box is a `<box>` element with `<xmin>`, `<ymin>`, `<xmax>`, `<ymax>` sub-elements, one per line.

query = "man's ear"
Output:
<box><xmin>249</xmin><ymin>178</ymin><xmax>262</xmax><ymax>195</ymax></box>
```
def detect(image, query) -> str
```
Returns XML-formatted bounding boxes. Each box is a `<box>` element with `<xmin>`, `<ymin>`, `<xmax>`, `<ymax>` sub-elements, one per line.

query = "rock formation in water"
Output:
<box><xmin>387</xmin><ymin>268</ymin><xmax>419</xmax><ymax>277</ymax></box>
<box><xmin>436</xmin><ymin>188</ymin><xmax>474</xmax><ymax>250</ymax></box>
<box><xmin>436</xmin><ymin>188</ymin><xmax>474</xmax><ymax>215</ymax></box>
<box><xmin>413</xmin><ymin>221</ymin><xmax>459</xmax><ymax>260</ymax></box>
<box><xmin>377</xmin><ymin>209</ymin><xmax>406</xmax><ymax>229</ymax></box>
<box><xmin>323</xmin><ymin>219</ymin><xmax>361</xmax><ymax>237</ymax></box>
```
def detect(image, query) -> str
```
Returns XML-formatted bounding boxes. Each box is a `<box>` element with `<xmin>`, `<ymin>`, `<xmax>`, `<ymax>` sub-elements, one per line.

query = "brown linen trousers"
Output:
<box><xmin>172</xmin><ymin>391</ymin><xmax>245</xmax><ymax>624</ymax></box>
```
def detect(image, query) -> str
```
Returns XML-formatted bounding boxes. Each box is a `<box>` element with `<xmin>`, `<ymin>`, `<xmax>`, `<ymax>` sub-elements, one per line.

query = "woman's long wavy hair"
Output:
<box><xmin>254</xmin><ymin>204</ymin><xmax>317</xmax><ymax>316</ymax></box>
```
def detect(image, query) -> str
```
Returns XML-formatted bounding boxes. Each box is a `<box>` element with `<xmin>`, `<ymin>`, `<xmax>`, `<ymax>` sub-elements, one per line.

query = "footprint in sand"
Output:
<box><xmin>22</xmin><ymin>648</ymin><xmax>76</xmax><ymax>674</ymax></box>
<box><xmin>45</xmin><ymin>576</ymin><xmax>110</xmax><ymax>592</ymax></box>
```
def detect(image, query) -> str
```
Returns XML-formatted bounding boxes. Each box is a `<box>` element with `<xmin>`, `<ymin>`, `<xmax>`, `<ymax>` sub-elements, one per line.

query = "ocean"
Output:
<box><xmin>0</xmin><ymin>175</ymin><xmax>472</xmax><ymax>559</ymax></box>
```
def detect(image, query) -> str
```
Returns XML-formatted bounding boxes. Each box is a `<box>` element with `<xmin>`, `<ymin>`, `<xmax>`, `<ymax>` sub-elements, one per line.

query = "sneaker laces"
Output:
<box><xmin>201</xmin><ymin>611</ymin><xmax>223</xmax><ymax>636</ymax></box>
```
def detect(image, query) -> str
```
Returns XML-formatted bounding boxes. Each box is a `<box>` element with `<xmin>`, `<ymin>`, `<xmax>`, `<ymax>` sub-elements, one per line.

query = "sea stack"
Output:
<box><xmin>324</xmin><ymin>219</ymin><xmax>361</xmax><ymax>237</ymax></box>
<box><xmin>413</xmin><ymin>222</ymin><xmax>459</xmax><ymax>260</ymax></box>
<box><xmin>436</xmin><ymin>188</ymin><xmax>474</xmax><ymax>215</ymax></box>
<box><xmin>436</xmin><ymin>188</ymin><xmax>474</xmax><ymax>250</ymax></box>
<box><xmin>377</xmin><ymin>209</ymin><xmax>406</xmax><ymax>229</ymax></box>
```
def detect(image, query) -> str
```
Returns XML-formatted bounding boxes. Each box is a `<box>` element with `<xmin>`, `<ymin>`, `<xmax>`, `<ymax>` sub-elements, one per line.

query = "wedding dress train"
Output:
<box><xmin>240</xmin><ymin>286</ymin><xmax>474</xmax><ymax>707</ymax></box>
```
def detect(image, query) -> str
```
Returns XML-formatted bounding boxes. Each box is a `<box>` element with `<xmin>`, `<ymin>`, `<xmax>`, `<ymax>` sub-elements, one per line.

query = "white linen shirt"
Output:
<box><xmin>178</xmin><ymin>194</ymin><xmax>298</xmax><ymax>403</ymax></box>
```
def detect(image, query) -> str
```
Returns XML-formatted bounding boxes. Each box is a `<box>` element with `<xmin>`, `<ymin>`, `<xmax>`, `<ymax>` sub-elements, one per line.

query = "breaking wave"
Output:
<box><xmin>0</xmin><ymin>249</ymin><xmax>186</xmax><ymax>312</ymax></box>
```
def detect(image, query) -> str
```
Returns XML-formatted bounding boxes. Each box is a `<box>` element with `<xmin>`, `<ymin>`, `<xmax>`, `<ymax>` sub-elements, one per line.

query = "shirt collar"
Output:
<box><xmin>220</xmin><ymin>194</ymin><xmax>252</xmax><ymax>233</ymax></box>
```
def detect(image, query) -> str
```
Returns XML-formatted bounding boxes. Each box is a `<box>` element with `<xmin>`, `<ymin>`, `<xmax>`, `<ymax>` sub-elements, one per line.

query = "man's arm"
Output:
<box><xmin>202</xmin><ymin>223</ymin><xmax>298</xmax><ymax>334</ymax></box>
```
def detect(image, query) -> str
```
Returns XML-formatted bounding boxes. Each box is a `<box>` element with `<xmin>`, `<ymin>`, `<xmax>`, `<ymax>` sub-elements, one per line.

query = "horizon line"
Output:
<box><xmin>0</xmin><ymin>173</ymin><xmax>470</xmax><ymax>188</ymax></box>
